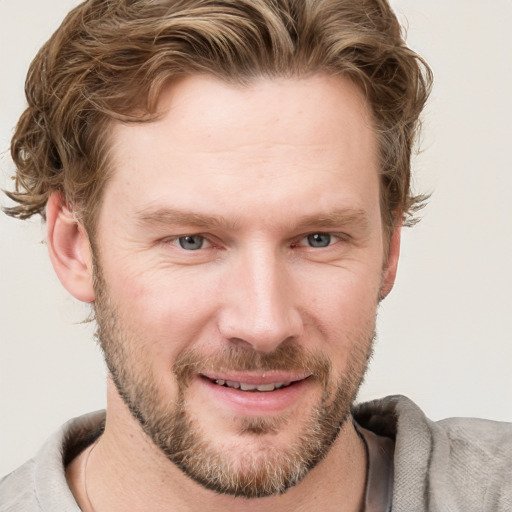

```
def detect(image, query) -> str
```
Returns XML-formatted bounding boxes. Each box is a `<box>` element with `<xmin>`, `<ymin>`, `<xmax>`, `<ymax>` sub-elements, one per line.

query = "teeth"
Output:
<box><xmin>255</xmin><ymin>383</ymin><xmax>276</xmax><ymax>392</ymax></box>
<box><xmin>213</xmin><ymin>379</ymin><xmax>292</xmax><ymax>391</ymax></box>
<box><xmin>240</xmin><ymin>383</ymin><xmax>258</xmax><ymax>391</ymax></box>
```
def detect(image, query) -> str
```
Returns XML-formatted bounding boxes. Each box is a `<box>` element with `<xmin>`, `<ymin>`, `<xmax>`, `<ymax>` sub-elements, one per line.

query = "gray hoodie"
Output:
<box><xmin>1</xmin><ymin>395</ymin><xmax>510</xmax><ymax>511</ymax></box>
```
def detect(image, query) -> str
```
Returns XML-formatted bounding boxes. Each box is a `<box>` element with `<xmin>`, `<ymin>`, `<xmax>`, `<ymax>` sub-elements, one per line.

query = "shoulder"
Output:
<box><xmin>432</xmin><ymin>415</ymin><xmax>512</xmax><ymax>510</ymax></box>
<box><xmin>0</xmin><ymin>410</ymin><xmax>105</xmax><ymax>512</ymax></box>
<box><xmin>436</xmin><ymin>414</ymin><xmax>512</xmax><ymax>468</ymax></box>
<box><xmin>353</xmin><ymin>395</ymin><xmax>512</xmax><ymax>512</ymax></box>
<box><xmin>0</xmin><ymin>459</ymin><xmax>40</xmax><ymax>512</ymax></box>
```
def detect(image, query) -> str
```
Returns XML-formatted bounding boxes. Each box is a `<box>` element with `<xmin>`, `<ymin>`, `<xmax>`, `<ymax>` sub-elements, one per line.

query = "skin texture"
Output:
<box><xmin>49</xmin><ymin>74</ymin><xmax>401</xmax><ymax>512</ymax></box>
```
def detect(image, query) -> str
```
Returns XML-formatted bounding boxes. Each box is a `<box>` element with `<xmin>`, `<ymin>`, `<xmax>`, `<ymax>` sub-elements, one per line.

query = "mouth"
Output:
<box><xmin>200</xmin><ymin>370</ymin><xmax>311</xmax><ymax>390</ymax></box>
<box><xmin>197</xmin><ymin>372</ymin><xmax>313</xmax><ymax>415</ymax></box>
<box><xmin>205</xmin><ymin>377</ymin><xmax>303</xmax><ymax>392</ymax></box>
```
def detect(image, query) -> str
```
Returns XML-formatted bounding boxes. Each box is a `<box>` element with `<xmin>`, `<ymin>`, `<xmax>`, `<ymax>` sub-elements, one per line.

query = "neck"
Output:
<box><xmin>68</xmin><ymin>383</ymin><xmax>367</xmax><ymax>512</ymax></box>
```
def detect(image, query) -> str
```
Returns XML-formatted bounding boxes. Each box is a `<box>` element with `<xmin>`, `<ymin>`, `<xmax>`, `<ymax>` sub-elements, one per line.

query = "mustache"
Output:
<box><xmin>173</xmin><ymin>343</ymin><xmax>332</xmax><ymax>388</ymax></box>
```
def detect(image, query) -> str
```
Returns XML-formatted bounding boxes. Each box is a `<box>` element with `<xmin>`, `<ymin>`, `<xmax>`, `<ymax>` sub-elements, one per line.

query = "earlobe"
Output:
<box><xmin>46</xmin><ymin>192</ymin><xmax>95</xmax><ymax>303</ymax></box>
<box><xmin>379</xmin><ymin>224</ymin><xmax>402</xmax><ymax>300</ymax></box>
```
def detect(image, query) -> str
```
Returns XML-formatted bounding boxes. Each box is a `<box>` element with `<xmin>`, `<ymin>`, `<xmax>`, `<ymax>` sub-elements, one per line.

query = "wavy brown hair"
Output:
<box><xmin>4</xmin><ymin>0</ymin><xmax>432</xmax><ymax>237</ymax></box>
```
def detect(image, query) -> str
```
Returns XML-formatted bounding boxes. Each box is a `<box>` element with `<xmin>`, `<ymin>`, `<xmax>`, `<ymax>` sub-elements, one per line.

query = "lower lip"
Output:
<box><xmin>198</xmin><ymin>376</ymin><xmax>312</xmax><ymax>416</ymax></box>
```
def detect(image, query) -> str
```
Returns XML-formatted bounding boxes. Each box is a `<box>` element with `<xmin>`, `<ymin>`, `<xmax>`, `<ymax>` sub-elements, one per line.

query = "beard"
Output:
<box><xmin>92</xmin><ymin>264</ymin><xmax>374</xmax><ymax>498</ymax></box>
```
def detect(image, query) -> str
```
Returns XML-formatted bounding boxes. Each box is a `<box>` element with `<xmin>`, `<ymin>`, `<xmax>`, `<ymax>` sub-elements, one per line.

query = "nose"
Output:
<box><xmin>217</xmin><ymin>247</ymin><xmax>303</xmax><ymax>353</ymax></box>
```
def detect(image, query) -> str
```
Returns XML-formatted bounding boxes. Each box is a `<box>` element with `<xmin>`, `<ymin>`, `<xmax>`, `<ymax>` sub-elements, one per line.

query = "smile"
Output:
<box><xmin>212</xmin><ymin>379</ymin><xmax>294</xmax><ymax>392</ymax></box>
<box><xmin>197</xmin><ymin>370</ymin><xmax>314</xmax><ymax>415</ymax></box>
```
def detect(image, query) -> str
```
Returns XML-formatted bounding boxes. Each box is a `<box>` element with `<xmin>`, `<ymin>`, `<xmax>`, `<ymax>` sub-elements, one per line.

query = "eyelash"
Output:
<box><xmin>291</xmin><ymin>232</ymin><xmax>343</xmax><ymax>249</ymax></box>
<box><xmin>161</xmin><ymin>234</ymin><xmax>214</xmax><ymax>251</ymax></box>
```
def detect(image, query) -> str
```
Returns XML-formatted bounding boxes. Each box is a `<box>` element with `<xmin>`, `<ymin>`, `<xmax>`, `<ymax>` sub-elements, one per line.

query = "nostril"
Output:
<box><xmin>227</xmin><ymin>337</ymin><xmax>256</xmax><ymax>350</ymax></box>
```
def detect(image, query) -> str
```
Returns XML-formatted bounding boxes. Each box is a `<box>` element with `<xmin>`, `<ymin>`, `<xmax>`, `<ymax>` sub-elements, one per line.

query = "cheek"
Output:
<box><xmin>300</xmin><ymin>259</ymin><xmax>381</xmax><ymax>313</ymax></box>
<box><xmin>111</xmin><ymin>265</ymin><xmax>221</xmax><ymax>351</ymax></box>
<box><xmin>296</xmin><ymin>264</ymin><xmax>380</xmax><ymax>356</ymax></box>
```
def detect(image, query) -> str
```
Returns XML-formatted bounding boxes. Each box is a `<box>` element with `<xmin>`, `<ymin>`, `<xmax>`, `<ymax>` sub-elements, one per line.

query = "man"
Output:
<box><xmin>1</xmin><ymin>0</ymin><xmax>510</xmax><ymax>511</ymax></box>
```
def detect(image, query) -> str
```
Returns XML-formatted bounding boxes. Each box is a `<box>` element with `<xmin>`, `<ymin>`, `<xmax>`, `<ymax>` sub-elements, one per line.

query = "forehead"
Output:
<box><xmin>102</xmin><ymin>74</ymin><xmax>379</xmax><ymax>230</ymax></box>
<box><xmin>114</xmin><ymin>74</ymin><xmax>374</xmax><ymax>156</ymax></box>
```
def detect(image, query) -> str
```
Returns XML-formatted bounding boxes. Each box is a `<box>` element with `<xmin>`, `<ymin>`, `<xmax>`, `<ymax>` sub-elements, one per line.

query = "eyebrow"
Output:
<box><xmin>135</xmin><ymin>207</ymin><xmax>241</xmax><ymax>231</ymax></box>
<box><xmin>292</xmin><ymin>209</ymin><xmax>370</xmax><ymax>232</ymax></box>
<box><xmin>134</xmin><ymin>206</ymin><xmax>369</xmax><ymax>233</ymax></box>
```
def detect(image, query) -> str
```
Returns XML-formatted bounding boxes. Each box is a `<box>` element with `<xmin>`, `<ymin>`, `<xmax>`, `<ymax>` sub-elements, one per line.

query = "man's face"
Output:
<box><xmin>92</xmin><ymin>74</ymin><xmax>393</xmax><ymax>497</ymax></box>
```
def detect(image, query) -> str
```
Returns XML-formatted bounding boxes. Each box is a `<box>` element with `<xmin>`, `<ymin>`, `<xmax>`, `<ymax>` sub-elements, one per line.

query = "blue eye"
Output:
<box><xmin>178</xmin><ymin>235</ymin><xmax>205</xmax><ymax>250</ymax></box>
<box><xmin>306</xmin><ymin>233</ymin><xmax>332</xmax><ymax>248</ymax></box>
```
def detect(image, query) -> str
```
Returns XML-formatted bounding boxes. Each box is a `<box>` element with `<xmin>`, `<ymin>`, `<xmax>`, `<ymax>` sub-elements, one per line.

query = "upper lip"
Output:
<box><xmin>200</xmin><ymin>371</ymin><xmax>311</xmax><ymax>385</ymax></box>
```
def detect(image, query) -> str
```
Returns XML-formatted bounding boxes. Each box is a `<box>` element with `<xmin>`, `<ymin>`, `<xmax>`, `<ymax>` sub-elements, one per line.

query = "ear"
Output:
<box><xmin>379</xmin><ymin>224</ymin><xmax>402</xmax><ymax>300</ymax></box>
<box><xmin>46</xmin><ymin>192</ymin><xmax>95</xmax><ymax>303</ymax></box>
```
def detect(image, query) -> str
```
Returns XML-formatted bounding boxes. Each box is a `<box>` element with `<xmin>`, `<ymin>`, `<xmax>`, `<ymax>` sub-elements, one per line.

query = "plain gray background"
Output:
<box><xmin>1</xmin><ymin>0</ymin><xmax>511</xmax><ymax>476</ymax></box>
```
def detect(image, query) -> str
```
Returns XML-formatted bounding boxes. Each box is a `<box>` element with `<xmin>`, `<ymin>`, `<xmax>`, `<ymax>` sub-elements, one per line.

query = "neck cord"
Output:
<box><xmin>83</xmin><ymin>439</ymin><xmax>99</xmax><ymax>512</ymax></box>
